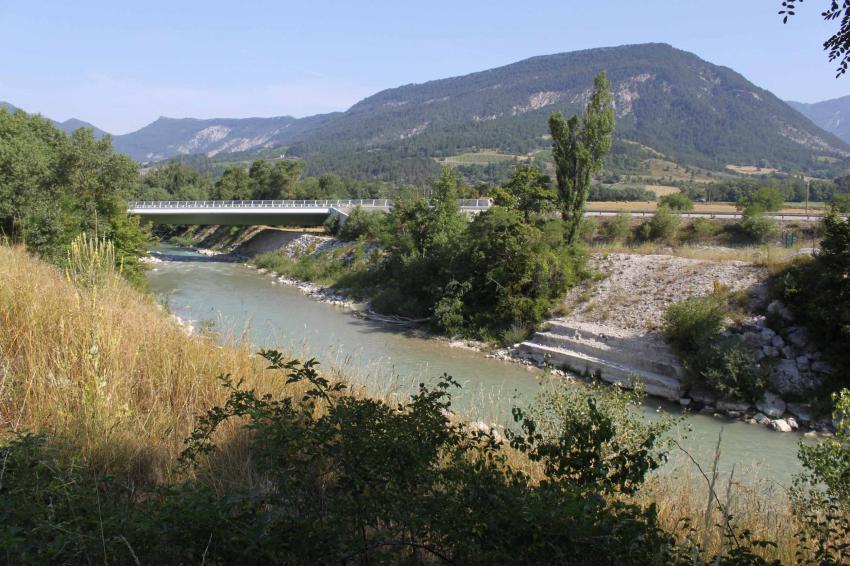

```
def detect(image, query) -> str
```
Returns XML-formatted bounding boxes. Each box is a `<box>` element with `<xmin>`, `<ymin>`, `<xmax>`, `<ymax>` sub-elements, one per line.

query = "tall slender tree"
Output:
<box><xmin>549</xmin><ymin>71</ymin><xmax>615</xmax><ymax>244</ymax></box>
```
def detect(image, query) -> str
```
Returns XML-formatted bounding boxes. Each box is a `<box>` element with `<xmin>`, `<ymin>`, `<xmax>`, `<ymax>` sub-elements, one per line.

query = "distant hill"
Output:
<box><xmin>1</xmin><ymin>101</ymin><xmax>109</xmax><ymax>139</ymax></box>
<box><xmin>788</xmin><ymin>95</ymin><xmax>850</xmax><ymax>146</ymax></box>
<box><xmin>111</xmin><ymin>113</ymin><xmax>339</xmax><ymax>163</ymax></box>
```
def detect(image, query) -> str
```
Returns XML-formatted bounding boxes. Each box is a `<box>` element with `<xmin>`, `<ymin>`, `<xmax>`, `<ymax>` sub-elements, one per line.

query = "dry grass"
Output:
<box><xmin>0</xmin><ymin>244</ymin><xmax>286</xmax><ymax>484</ymax></box>
<box><xmin>725</xmin><ymin>164</ymin><xmax>780</xmax><ymax>176</ymax></box>
<box><xmin>590</xmin><ymin>241</ymin><xmax>800</xmax><ymax>268</ymax></box>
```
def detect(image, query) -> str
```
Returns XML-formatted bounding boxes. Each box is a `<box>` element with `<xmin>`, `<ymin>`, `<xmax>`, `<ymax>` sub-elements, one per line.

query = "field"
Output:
<box><xmin>437</xmin><ymin>150</ymin><xmax>527</xmax><ymax>166</ymax></box>
<box><xmin>725</xmin><ymin>164</ymin><xmax>780</xmax><ymax>175</ymax></box>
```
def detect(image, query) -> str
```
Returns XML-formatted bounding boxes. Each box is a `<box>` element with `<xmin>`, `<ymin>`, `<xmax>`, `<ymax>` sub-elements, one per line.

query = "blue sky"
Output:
<box><xmin>1</xmin><ymin>0</ymin><xmax>847</xmax><ymax>134</ymax></box>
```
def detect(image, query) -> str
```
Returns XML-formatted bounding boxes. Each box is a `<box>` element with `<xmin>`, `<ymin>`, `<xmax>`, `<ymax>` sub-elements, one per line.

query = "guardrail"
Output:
<box><xmin>128</xmin><ymin>199</ymin><xmax>493</xmax><ymax>210</ymax></box>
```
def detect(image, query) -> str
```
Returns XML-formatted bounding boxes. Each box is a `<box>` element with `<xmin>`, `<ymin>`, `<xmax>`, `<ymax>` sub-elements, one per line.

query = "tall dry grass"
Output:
<box><xmin>0</xmin><ymin>243</ymin><xmax>285</xmax><ymax>484</ymax></box>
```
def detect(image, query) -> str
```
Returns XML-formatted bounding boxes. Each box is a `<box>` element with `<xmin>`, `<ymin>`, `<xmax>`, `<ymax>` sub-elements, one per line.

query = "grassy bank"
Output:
<box><xmin>0</xmin><ymin>244</ymin><xmax>281</xmax><ymax>485</ymax></box>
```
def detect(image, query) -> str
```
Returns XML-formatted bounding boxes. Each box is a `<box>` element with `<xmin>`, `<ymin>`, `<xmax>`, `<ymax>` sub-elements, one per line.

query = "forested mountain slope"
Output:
<box><xmin>1</xmin><ymin>101</ymin><xmax>108</xmax><ymax>139</ymax></box>
<box><xmin>286</xmin><ymin>43</ymin><xmax>850</xmax><ymax>180</ymax></box>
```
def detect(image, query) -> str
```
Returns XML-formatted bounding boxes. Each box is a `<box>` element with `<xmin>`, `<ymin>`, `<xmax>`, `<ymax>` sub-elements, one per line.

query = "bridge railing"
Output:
<box><xmin>127</xmin><ymin>198</ymin><xmax>493</xmax><ymax>210</ymax></box>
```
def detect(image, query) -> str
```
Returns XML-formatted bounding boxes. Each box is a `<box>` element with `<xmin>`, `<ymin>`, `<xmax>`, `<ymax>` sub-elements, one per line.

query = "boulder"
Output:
<box><xmin>796</xmin><ymin>355</ymin><xmax>810</xmax><ymax>371</ymax></box>
<box><xmin>716</xmin><ymin>400</ymin><xmax>751</xmax><ymax>413</ymax></box>
<box><xmin>771</xmin><ymin>335</ymin><xmax>785</xmax><ymax>349</ymax></box>
<box><xmin>787</xmin><ymin>417</ymin><xmax>800</xmax><ymax>430</ymax></box>
<box><xmin>699</xmin><ymin>406</ymin><xmax>716</xmax><ymax>416</ymax></box>
<box><xmin>786</xmin><ymin>327</ymin><xmax>810</xmax><ymax>349</ymax></box>
<box><xmin>752</xmin><ymin>412</ymin><xmax>771</xmax><ymax>425</ymax></box>
<box><xmin>754</xmin><ymin>350</ymin><xmax>766</xmax><ymax>362</ymax></box>
<box><xmin>742</xmin><ymin>331</ymin><xmax>765</xmax><ymax>347</ymax></box>
<box><xmin>679</xmin><ymin>398</ymin><xmax>692</xmax><ymax>408</ymax></box>
<box><xmin>767</xmin><ymin>300</ymin><xmax>794</xmax><ymax>322</ymax></box>
<box><xmin>688</xmin><ymin>386</ymin><xmax>717</xmax><ymax>406</ymax></box>
<box><xmin>756</xmin><ymin>391</ymin><xmax>786</xmax><ymax>418</ymax></box>
<box><xmin>782</xmin><ymin>346</ymin><xmax>795</xmax><ymax>359</ymax></box>
<box><xmin>760</xmin><ymin>328</ymin><xmax>776</xmax><ymax>340</ymax></box>
<box><xmin>771</xmin><ymin>419</ymin><xmax>794</xmax><ymax>432</ymax></box>
<box><xmin>787</xmin><ymin>402</ymin><xmax>813</xmax><ymax>424</ymax></box>
<box><xmin>769</xmin><ymin>359</ymin><xmax>806</xmax><ymax>395</ymax></box>
<box><xmin>761</xmin><ymin>346</ymin><xmax>780</xmax><ymax>358</ymax></box>
<box><xmin>812</xmin><ymin>360</ymin><xmax>834</xmax><ymax>375</ymax></box>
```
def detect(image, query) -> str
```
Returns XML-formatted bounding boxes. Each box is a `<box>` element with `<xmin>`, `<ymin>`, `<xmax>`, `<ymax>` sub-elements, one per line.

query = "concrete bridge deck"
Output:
<box><xmin>127</xmin><ymin>199</ymin><xmax>829</xmax><ymax>226</ymax></box>
<box><xmin>127</xmin><ymin>199</ymin><xmax>492</xmax><ymax>226</ymax></box>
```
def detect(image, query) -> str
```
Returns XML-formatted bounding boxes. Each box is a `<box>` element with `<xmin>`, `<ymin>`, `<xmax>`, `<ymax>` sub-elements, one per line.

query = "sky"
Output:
<box><xmin>1</xmin><ymin>0</ymin><xmax>848</xmax><ymax>134</ymax></box>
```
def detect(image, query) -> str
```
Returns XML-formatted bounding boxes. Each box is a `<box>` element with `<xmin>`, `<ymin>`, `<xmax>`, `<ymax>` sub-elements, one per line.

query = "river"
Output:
<box><xmin>147</xmin><ymin>246</ymin><xmax>806</xmax><ymax>485</ymax></box>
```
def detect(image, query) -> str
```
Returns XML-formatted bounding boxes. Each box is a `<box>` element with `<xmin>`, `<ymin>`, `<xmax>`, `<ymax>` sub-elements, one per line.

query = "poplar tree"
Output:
<box><xmin>549</xmin><ymin>71</ymin><xmax>615</xmax><ymax>244</ymax></box>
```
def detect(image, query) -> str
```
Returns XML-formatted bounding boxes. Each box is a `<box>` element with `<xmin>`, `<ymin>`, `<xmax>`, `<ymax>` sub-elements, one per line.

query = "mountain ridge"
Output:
<box><xmin>788</xmin><ymin>95</ymin><xmax>850</xmax><ymax>146</ymax></box>
<box><xmin>6</xmin><ymin>43</ymin><xmax>850</xmax><ymax>182</ymax></box>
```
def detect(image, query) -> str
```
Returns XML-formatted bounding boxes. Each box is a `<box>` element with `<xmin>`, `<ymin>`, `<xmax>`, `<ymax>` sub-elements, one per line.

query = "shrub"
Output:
<box><xmin>686</xmin><ymin>217</ymin><xmax>723</xmax><ymax>243</ymax></box>
<box><xmin>337</xmin><ymin>206</ymin><xmax>385</xmax><ymax>241</ymax></box>
<box><xmin>603</xmin><ymin>211</ymin><xmax>632</xmax><ymax>242</ymax></box>
<box><xmin>578</xmin><ymin>217</ymin><xmax>598</xmax><ymax>243</ymax></box>
<box><xmin>740</xmin><ymin>205</ymin><xmax>779</xmax><ymax>244</ymax></box>
<box><xmin>659</xmin><ymin>192</ymin><xmax>694</xmax><ymax>211</ymax></box>
<box><xmin>642</xmin><ymin>204</ymin><xmax>680</xmax><ymax>242</ymax></box>
<box><xmin>662</xmin><ymin>294</ymin><xmax>728</xmax><ymax>358</ymax></box>
<box><xmin>697</xmin><ymin>337</ymin><xmax>766</xmax><ymax>402</ymax></box>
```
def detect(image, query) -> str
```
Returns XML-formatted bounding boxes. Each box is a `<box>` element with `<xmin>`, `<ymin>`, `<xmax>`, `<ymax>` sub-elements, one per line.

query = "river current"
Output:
<box><xmin>147</xmin><ymin>246</ymin><xmax>806</xmax><ymax>485</ymax></box>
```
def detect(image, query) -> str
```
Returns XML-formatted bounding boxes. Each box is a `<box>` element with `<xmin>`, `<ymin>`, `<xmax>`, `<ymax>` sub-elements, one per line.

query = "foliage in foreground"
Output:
<box><xmin>4</xmin><ymin>350</ymin><xmax>815</xmax><ymax>565</ymax></box>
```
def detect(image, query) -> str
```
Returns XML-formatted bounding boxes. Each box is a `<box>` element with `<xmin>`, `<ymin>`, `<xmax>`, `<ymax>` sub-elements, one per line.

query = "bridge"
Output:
<box><xmin>127</xmin><ymin>199</ymin><xmax>492</xmax><ymax>226</ymax></box>
<box><xmin>127</xmin><ymin>199</ymin><xmax>829</xmax><ymax>226</ymax></box>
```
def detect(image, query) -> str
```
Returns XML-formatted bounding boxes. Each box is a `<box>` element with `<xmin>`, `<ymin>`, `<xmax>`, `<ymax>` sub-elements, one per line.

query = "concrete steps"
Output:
<box><xmin>519</xmin><ymin>320</ymin><xmax>686</xmax><ymax>401</ymax></box>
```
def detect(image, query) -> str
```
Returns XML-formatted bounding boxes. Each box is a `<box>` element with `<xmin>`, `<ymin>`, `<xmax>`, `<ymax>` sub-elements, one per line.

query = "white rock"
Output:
<box><xmin>771</xmin><ymin>419</ymin><xmax>793</xmax><ymax>432</ymax></box>
<box><xmin>756</xmin><ymin>392</ymin><xmax>786</xmax><ymax>418</ymax></box>
<box><xmin>787</xmin><ymin>417</ymin><xmax>799</xmax><ymax>430</ymax></box>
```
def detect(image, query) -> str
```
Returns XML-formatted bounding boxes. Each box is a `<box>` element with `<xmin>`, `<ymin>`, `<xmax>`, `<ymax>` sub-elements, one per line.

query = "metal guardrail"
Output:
<box><xmin>127</xmin><ymin>199</ymin><xmax>493</xmax><ymax>210</ymax></box>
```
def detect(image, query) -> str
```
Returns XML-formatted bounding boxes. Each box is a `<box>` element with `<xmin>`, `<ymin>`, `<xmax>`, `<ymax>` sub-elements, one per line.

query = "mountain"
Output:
<box><xmin>111</xmin><ymin>113</ymin><xmax>339</xmax><ymax>163</ymax></box>
<box><xmin>788</xmin><ymin>95</ymin><xmax>850</xmax><ymax>146</ymax></box>
<box><xmin>1</xmin><ymin>101</ymin><xmax>109</xmax><ymax>139</ymax></box>
<box><xmin>284</xmin><ymin>43</ymin><xmax>850</xmax><ymax>180</ymax></box>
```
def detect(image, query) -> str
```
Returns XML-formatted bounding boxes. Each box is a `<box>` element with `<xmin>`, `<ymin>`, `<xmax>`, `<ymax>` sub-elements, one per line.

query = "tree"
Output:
<box><xmin>500</xmin><ymin>164</ymin><xmax>556</xmax><ymax>221</ymax></box>
<box><xmin>780</xmin><ymin>1</ymin><xmax>850</xmax><ymax>76</ymax></box>
<box><xmin>739</xmin><ymin>186</ymin><xmax>784</xmax><ymax>212</ymax></box>
<box><xmin>549</xmin><ymin>71</ymin><xmax>615</xmax><ymax>244</ymax></box>
<box><xmin>213</xmin><ymin>165</ymin><xmax>252</xmax><ymax>200</ymax></box>
<box><xmin>658</xmin><ymin>192</ymin><xmax>694</xmax><ymax>211</ymax></box>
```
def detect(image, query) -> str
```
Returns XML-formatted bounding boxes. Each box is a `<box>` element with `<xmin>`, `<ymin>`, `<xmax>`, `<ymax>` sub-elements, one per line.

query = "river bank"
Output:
<box><xmin>151</xmin><ymin>231</ymin><xmax>834</xmax><ymax>437</ymax></box>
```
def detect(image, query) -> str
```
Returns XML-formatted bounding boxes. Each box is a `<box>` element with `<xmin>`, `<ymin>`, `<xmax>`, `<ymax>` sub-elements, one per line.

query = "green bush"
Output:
<box><xmin>603</xmin><ymin>211</ymin><xmax>632</xmax><ymax>242</ymax></box>
<box><xmin>659</xmin><ymin>192</ymin><xmax>694</xmax><ymax>211</ymax></box>
<box><xmin>578</xmin><ymin>217</ymin><xmax>599</xmax><ymax>243</ymax></box>
<box><xmin>740</xmin><ymin>205</ymin><xmax>779</xmax><ymax>244</ymax></box>
<box><xmin>337</xmin><ymin>206</ymin><xmax>385</xmax><ymax>241</ymax></box>
<box><xmin>662</xmin><ymin>294</ymin><xmax>728</xmax><ymax>358</ymax></box>
<box><xmin>776</xmin><ymin>210</ymin><xmax>850</xmax><ymax>387</ymax></box>
<box><xmin>642</xmin><ymin>204</ymin><xmax>680</xmax><ymax>242</ymax></box>
<box><xmin>686</xmin><ymin>217</ymin><xmax>723</xmax><ymax>243</ymax></box>
<box><xmin>697</xmin><ymin>337</ymin><xmax>766</xmax><ymax>402</ymax></box>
